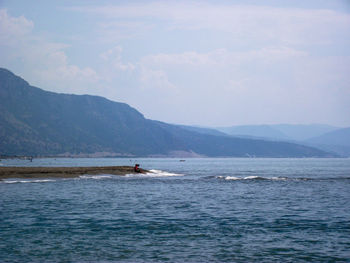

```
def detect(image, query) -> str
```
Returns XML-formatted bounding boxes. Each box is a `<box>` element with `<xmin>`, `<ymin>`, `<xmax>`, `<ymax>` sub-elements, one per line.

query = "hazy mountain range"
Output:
<box><xmin>0</xmin><ymin>68</ymin><xmax>340</xmax><ymax>157</ymax></box>
<box><xmin>210</xmin><ymin>124</ymin><xmax>349</xmax><ymax>156</ymax></box>
<box><xmin>215</xmin><ymin>124</ymin><xmax>339</xmax><ymax>141</ymax></box>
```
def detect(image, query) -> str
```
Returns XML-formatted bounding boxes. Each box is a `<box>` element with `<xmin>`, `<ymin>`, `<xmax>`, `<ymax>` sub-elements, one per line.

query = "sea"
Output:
<box><xmin>1</xmin><ymin>158</ymin><xmax>350</xmax><ymax>262</ymax></box>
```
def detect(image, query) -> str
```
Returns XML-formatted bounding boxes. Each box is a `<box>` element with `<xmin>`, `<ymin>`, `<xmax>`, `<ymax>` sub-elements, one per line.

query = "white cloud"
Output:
<box><xmin>69</xmin><ymin>2</ymin><xmax>350</xmax><ymax>45</ymax></box>
<box><xmin>1</xmin><ymin>3</ymin><xmax>349</xmax><ymax>126</ymax></box>
<box><xmin>0</xmin><ymin>9</ymin><xmax>33</xmax><ymax>43</ymax></box>
<box><xmin>139</xmin><ymin>67</ymin><xmax>176</xmax><ymax>91</ymax></box>
<box><xmin>134</xmin><ymin>47</ymin><xmax>350</xmax><ymax>125</ymax></box>
<box><xmin>100</xmin><ymin>45</ymin><xmax>135</xmax><ymax>71</ymax></box>
<box><xmin>140</xmin><ymin>47</ymin><xmax>307</xmax><ymax>68</ymax></box>
<box><xmin>0</xmin><ymin>9</ymin><xmax>99</xmax><ymax>94</ymax></box>
<box><xmin>97</xmin><ymin>21</ymin><xmax>154</xmax><ymax>42</ymax></box>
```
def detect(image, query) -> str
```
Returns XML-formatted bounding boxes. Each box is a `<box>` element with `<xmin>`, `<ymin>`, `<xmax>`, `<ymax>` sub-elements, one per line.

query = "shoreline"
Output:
<box><xmin>0</xmin><ymin>166</ymin><xmax>148</xmax><ymax>180</ymax></box>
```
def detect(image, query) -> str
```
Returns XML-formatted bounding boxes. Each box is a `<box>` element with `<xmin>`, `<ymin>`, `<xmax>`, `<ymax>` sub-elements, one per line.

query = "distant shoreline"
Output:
<box><xmin>0</xmin><ymin>166</ymin><xmax>147</xmax><ymax>180</ymax></box>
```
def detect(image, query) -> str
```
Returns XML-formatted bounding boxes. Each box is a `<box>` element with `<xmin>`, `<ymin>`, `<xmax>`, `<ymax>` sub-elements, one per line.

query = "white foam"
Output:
<box><xmin>3</xmin><ymin>179</ymin><xmax>56</xmax><ymax>184</ymax></box>
<box><xmin>243</xmin><ymin>176</ymin><xmax>261</xmax><ymax>180</ymax></box>
<box><xmin>148</xmin><ymin>169</ymin><xmax>183</xmax><ymax>177</ymax></box>
<box><xmin>224</xmin><ymin>176</ymin><xmax>240</xmax><ymax>180</ymax></box>
<box><xmin>125</xmin><ymin>169</ymin><xmax>183</xmax><ymax>178</ymax></box>
<box><xmin>217</xmin><ymin>175</ymin><xmax>288</xmax><ymax>181</ymax></box>
<box><xmin>270</xmin><ymin>177</ymin><xmax>288</xmax><ymax>181</ymax></box>
<box><xmin>79</xmin><ymin>175</ymin><xmax>113</xmax><ymax>179</ymax></box>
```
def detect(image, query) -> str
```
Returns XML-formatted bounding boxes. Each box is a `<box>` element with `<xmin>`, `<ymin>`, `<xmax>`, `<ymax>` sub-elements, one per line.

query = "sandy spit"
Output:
<box><xmin>0</xmin><ymin>166</ymin><xmax>147</xmax><ymax>180</ymax></box>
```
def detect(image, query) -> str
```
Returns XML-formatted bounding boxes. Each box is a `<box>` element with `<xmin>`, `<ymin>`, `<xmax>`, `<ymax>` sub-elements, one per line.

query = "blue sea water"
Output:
<box><xmin>1</xmin><ymin>158</ymin><xmax>350</xmax><ymax>262</ymax></box>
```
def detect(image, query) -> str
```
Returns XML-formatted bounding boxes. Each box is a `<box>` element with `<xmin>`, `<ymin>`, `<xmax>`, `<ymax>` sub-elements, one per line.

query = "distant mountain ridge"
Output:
<box><xmin>216</xmin><ymin>124</ymin><xmax>339</xmax><ymax>141</ymax></box>
<box><xmin>217</xmin><ymin>125</ymin><xmax>289</xmax><ymax>141</ymax></box>
<box><xmin>307</xmin><ymin>127</ymin><xmax>350</xmax><ymax>147</ymax></box>
<box><xmin>305</xmin><ymin>128</ymin><xmax>350</xmax><ymax>157</ymax></box>
<box><xmin>214</xmin><ymin>124</ymin><xmax>349</xmax><ymax>156</ymax></box>
<box><xmin>0</xmin><ymin>68</ymin><xmax>333</xmax><ymax>157</ymax></box>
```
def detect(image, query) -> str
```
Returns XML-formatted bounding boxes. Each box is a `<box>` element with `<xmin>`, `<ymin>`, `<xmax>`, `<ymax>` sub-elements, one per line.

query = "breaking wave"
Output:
<box><xmin>79</xmin><ymin>175</ymin><xmax>113</xmax><ymax>180</ymax></box>
<box><xmin>2</xmin><ymin>179</ymin><xmax>56</xmax><ymax>184</ymax></box>
<box><xmin>125</xmin><ymin>169</ymin><xmax>183</xmax><ymax>178</ymax></box>
<box><xmin>215</xmin><ymin>175</ymin><xmax>350</xmax><ymax>181</ymax></box>
<box><xmin>216</xmin><ymin>175</ymin><xmax>296</xmax><ymax>181</ymax></box>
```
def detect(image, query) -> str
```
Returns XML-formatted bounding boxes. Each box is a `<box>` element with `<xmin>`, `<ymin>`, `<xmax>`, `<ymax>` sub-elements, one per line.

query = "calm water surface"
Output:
<box><xmin>1</xmin><ymin>158</ymin><xmax>350</xmax><ymax>262</ymax></box>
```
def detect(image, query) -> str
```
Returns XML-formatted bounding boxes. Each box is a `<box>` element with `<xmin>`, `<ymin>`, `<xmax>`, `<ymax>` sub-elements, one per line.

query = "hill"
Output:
<box><xmin>305</xmin><ymin>128</ymin><xmax>350</xmax><ymax>157</ymax></box>
<box><xmin>216</xmin><ymin>125</ymin><xmax>289</xmax><ymax>141</ymax></box>
<box><xmin>216</xmin><ymin>124</ymin><xmax>338</xmax><ymax>141</ymax></box>
<box><xmin>274</xmin><ymin>124</ymin><xmax>338</xmax><ymax>141</ymax></box>
<box><xmin>0</xmin><ymin>68</ymin><xmax>333</xmax><ymax>157</ymax></box>
<box><xmin>307</xmin><ymin>127</ymin><xmax>350</xmax><ymax>147</ymax></box>
<box><xmin>177</xmin><ymin>125</ymin><xmax>228</xmax><ymax>137</ymax></box>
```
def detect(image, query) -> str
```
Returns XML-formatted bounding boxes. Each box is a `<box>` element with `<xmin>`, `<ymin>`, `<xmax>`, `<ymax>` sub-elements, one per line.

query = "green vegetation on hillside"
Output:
<box><xmin>0</xmin><ymin>68</ymin><xmax>333</xmax><ymax>157</ymax></box>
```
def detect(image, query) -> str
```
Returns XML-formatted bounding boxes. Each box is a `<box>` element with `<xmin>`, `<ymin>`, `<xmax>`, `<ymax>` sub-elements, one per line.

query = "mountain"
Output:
<box><xmin>215</xmin><ymin>124</ymin><xmax>348</xmax><ymax>156</ymax></box>
<box><xmin>0</xmin><ymin>68</ymin><xmax>333</xmax><ymax>157</ymax></box>
<box><xmin>0</xmin><ymin>68</ymin><xmax>180</xmax><ymax>156</ymax></box>
<box><xmin>307</xmin><ymin>127</ymin><xmax>350</xmax><ymax>146</ymax></box>
<box><xmin>216</xmin><ymin>125</ymin><xmax>289</xmax><ymax>141</ymax></box>
<box><xmin>177</xmin><ymin>125</ymin><xmax>228</xmax><ymax>137</ymax></box>
<box><xmin>305</xmin><ymin>127</ymin><xmax>350</xmax><ymax>157</ymax></box>
<box><xmin>216</xmin><ymin>124</ymin><xmax>339</xmax><ymax>141</ymax></box>
<box><xmin>274</xmin><ymin>124</ymin><xmax>338</xmax><ymax>141</ymax></box>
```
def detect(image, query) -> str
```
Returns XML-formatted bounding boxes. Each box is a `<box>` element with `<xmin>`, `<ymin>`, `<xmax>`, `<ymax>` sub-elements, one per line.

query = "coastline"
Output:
<box><xmin>0</xmin><ymin>166</ymin><xmax>148</xmax><ymax>180</ymax></box>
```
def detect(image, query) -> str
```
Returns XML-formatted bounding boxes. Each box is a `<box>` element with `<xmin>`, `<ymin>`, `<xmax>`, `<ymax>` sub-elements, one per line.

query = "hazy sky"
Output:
<box><xmin>1</xmin><ymin>0</ymin><xmax>349</xmax><ymax>127</ymax></box>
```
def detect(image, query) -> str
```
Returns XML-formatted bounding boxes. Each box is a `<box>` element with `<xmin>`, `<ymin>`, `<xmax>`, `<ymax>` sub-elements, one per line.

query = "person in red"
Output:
<box><xmin>134</xmin><ymin>164</ymin><xmax>141</xmax><ymax>173</ymax></box>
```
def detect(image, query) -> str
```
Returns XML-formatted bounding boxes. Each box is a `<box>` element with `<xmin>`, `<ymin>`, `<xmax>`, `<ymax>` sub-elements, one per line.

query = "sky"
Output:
<box><xmin>0</xmin><ymin>0</ymin><xmax>350</xmax><ymax>127</ymax></box>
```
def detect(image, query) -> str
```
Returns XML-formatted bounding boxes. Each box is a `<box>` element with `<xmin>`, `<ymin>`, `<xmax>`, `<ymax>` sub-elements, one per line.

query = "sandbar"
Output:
<box><xmin>0</xmin><ymin>166</ymin><xmax>147</xmax><ymax>180</ymax></box>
